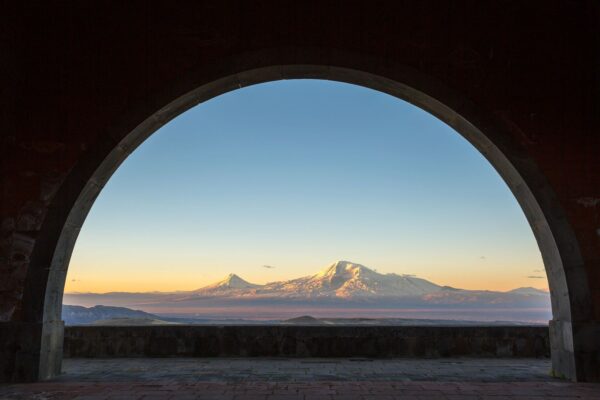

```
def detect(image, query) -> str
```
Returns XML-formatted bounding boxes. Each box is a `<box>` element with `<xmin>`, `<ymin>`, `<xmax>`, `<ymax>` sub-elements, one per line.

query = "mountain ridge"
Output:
<box><xmin>184</xmin><ymin>260</ymin><xmax>548</xmax><ymax>299</ymax></box>
<box><xmin>65</xmin><ymin>260</ymin><xmax>549</xmax><ymax>298</ymax></box>
<box><xmin>63</xmin><ymin>261</ymin><xmax>551</xmax><ymax>322</ymax></box>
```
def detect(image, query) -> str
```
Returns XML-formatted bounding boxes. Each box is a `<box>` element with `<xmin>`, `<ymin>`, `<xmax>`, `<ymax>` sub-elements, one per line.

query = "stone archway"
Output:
<box><xmin>15</xmin><ymin>61</ymin><xmax>592</xmax><ymax>382</ymax></box>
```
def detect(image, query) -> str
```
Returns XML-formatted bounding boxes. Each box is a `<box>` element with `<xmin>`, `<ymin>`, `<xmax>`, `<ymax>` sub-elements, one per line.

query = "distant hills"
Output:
<box><xmin>63</xmin><ymin>261</ymin><xmax>550</xmax><ymax>323</ymax></box>
<box><xmin>62</xmin><ymin>305</ymin><xmax>545</xmax><ymax>326</ymax></box>
<box><xmin>62</xmin><ymin>305</ymin><xmax>168</xmax><ymax>325</ymax></box>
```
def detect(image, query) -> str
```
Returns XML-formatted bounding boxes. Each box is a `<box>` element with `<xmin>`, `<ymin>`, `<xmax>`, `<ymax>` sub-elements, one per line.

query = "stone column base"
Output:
<box><xmin>550</xmin><ymin>319</ymin><xmax>600</xmax><ymax>382</ymax></box>
<box><xmin>0</xmin><ymin>320</ymin><xmax>63</xmax><ymax>382</ymax></box>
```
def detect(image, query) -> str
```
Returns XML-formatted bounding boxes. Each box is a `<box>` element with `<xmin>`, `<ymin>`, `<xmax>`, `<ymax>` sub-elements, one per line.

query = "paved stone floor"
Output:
<box><xmin>1</xmin><ymin>358</ymin><xmax>599</xmax><ymax>399</ymax></box>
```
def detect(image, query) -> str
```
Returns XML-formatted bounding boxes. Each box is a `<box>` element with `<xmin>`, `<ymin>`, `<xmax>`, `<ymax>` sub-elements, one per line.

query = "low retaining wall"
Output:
<box><xmin>64</xmin><ymin>325</ymin><xmax>549</xmax><ymax>358</ymax></box>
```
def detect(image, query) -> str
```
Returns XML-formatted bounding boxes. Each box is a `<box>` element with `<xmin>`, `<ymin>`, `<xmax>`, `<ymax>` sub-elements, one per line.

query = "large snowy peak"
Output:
<box><xmin>308</xmin><ymin>260</ymin><xmax>444</xmax><ymax>297</ymax></box>
<box><xmin>191</xmin><ymin>273</ymin><xmax>261</xmax><ymax>297</ymax></box>
<box><xmin>192</xmin><ymin>261</ymin><xmax>445</xmax><ymax>299</ymax></box>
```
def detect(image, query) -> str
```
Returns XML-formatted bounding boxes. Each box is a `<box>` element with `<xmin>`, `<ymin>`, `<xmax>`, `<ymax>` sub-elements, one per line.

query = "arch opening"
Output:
<box><xmin>32</xmin><ymin>66</ymin><xmax>588</xmax><ymax>381</ymax></box>
<box><xmin>63</xmin><ymin>79</ymin><xmax>549</xmax><ymax>324</ymax></box>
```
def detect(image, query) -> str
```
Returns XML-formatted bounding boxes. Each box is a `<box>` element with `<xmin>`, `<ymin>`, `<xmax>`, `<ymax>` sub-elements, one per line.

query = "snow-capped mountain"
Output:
<box><xmin>196</xmin><ymin>261</ymin><xmax>446</xmax><ymax>299</ymax></box>
<box><xmin>181</xmin><ymin>261</ymin><xmax>548</xmax><ymax>302</ymax></box>
<box><xmin>63</xmin><ymin>261</ymin><xmax>551</xmax><ymax>322</ymax></box>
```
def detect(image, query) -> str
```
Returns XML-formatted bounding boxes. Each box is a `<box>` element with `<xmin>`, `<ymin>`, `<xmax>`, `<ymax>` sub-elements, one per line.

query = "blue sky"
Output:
<box><xmin>66</xmin><ymin>80</ymin><xmax>546</xmax><ymax>293</ymax></box>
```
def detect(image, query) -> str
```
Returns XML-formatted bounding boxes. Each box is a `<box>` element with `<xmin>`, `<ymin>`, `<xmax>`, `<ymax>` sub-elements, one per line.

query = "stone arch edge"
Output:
<box><xmin>13</xmin><ymin>55</ymin><xmax>591</xmax><ymax>381</ymax></box>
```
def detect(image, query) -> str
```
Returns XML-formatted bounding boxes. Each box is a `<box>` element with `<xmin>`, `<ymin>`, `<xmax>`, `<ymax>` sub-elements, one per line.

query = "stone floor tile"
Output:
<box><xmin>0</xmin><ymin>359</ymin><xmax>599</xmax><ymax>399</ymax></box>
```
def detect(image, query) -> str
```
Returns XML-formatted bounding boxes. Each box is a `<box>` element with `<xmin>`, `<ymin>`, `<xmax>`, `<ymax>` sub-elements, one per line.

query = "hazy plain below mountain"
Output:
<box><xmin>62</xmin><ymin>304</ymin><xmax>545</xmax><ymax>326</ymax></box>
<box><xmin>64</xmin><ymin>261</ymin><xmax>551</xmax><ymax>323</ymax></box>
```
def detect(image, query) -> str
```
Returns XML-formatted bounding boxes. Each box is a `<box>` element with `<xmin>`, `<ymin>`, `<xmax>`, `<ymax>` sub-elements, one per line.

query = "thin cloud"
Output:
<box><xmin>262</xmin><ymin>265</ymin><xmax>276</xmax><ymax>269</ymax></box>
<box><xmin>532</xmin><ymin>269</ymin><xmax>545</xmax><ymax>273</ymax></box>
<box><xmin>527</xmin><ymin>276</ymin><xmax>545</xmax><ymax>279</ymax></box>
<box><xmin>479</xmin><ymin>256</ymin><xmax>486</xmax><ymax>260</ymax></box>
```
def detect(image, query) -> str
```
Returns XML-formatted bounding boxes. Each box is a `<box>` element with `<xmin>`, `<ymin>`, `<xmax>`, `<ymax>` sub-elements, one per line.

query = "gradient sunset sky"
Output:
<box><xmin>65</xmin><ymin>80</ymin><xmax>547</xmax><ymax>294</ymax></box>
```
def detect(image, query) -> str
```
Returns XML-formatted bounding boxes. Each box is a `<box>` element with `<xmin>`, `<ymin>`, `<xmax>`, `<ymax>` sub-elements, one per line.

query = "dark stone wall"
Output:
<box><xmin>63</xmin><ymin>326</ymin><xmax>550</xmax><ymax>359</ymax></box>
<box><xmin>1</xmin><ymin>0</ymin><xmax>599</xmax><ymax>381</ymax></box>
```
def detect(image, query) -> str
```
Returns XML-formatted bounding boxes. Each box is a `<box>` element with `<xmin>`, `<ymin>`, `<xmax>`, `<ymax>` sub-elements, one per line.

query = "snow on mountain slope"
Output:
<box><xmin>258</xmin><ymin>261</ymin><xmax>444</xmax><ymax>298</ymax></box>
<box><xmin>199</xmin><ymin>273</ymin><xmax>260</xmax><ymax>291</ymax></box>
<box><xmin>189</xmin><ymin>261</ymin><xmax>444</xmax><ymax>299</ymax></box>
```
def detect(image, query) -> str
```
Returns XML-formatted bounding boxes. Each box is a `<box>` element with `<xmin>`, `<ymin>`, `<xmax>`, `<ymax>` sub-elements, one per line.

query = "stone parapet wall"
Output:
<box><xmin>64</xmin><ymin>325</ymin><xmax>550</xmax><ymax>359</ymax></box>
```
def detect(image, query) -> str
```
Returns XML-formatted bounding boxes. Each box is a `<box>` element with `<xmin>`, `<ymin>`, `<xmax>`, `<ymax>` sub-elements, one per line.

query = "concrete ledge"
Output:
<box><xmin>64</xmin><ymin>325</ymin><xmax>550</xmax><ymax>359</ymax></box>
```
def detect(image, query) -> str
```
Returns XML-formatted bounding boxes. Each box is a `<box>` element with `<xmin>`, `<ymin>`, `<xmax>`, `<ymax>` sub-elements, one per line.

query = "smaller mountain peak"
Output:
<box><xmin>313</xmin><ymin>261</ymin><xmax>380</xmax><ymax>286</ymax></box>
<box><xmin>203</xmin><ymin>273</ymin><xmax>260</xmax><ymax>290</ymax></box>
<box><xmin>222</xmin><ymin>273</ymin><xmax>250</xmax><ymax>285</ymax></box>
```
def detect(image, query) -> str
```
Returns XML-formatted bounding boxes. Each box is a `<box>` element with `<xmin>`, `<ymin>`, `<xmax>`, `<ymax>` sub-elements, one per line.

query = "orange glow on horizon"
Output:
<box><xmin>63</xmin><ymin>261</ymin><xmax>549</xmax><ymax>294</ymax></box>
